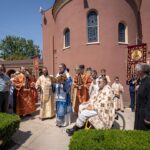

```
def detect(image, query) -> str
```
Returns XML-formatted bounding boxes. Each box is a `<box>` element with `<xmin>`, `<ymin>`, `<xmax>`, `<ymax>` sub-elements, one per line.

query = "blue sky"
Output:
<box><xmin>0</xmin><ymin>0</ymin><xmax>55</xmax><ymax>50</ymax></box>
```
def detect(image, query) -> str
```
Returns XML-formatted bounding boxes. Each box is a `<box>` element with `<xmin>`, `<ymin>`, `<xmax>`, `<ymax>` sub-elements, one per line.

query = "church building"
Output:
<box><xmin>42</xmin><ymin>0</ymin><xmax>150</xmax><ymax>102</ymax></box>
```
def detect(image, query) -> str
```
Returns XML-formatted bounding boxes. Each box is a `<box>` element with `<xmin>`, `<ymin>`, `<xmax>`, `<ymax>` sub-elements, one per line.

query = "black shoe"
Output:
<box><xmin>66</xmin><ymin>125</ymin><xmax>80</xmax><ymax>136</ymax></box>
<box><xmin>66</xmin><ymin>128</ymin><xmax>74</xmax><ymax>136</ymax></box>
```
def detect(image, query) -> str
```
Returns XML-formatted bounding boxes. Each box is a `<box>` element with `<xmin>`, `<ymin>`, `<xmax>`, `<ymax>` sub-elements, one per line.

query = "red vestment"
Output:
<box><xmin>14</xmin><ymin>73</ymin><xmax>36</xmax><ymax>116</ymax></box>
<box><xmin>73</xmin><ymin>73</ymin><xmax>92</xmax><ymax>113</ymax></box>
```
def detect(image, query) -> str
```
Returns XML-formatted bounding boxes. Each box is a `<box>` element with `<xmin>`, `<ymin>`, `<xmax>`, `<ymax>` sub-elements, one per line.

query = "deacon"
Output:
<box><xmin>112</xmin><ymin>76</ymin><xmax>124</xmax><ymax>112</ymax></box>
<box><xmin>73</xmin><ymin>65</ymin><xmax>92</xmax><ymax>113</ymax></box>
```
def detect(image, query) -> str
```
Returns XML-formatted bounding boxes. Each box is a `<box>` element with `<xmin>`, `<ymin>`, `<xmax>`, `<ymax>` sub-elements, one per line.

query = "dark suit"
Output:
<box><xmin>129</xmin><ymin>78</ymin><xmax>140</xmax><ymax>111</ymax></box>
<box><xmin>134</xmin><ymin>75</ymin><xmax>150</xmax><ymax>130</ymax></box>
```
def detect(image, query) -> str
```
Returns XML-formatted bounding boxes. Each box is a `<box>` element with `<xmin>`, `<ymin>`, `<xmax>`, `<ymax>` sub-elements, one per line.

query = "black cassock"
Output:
<box><xmin>134</xmin><ymin>75</ymin><xmax>150</xmax><ymax>130</ymax></box>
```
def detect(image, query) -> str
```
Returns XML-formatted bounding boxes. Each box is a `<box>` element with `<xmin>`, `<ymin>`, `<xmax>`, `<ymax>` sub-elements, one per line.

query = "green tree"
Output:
<box><xmin>0</xmin><ymin>36</ymin><xmax>40</xmax><ymax>60</ymax></box>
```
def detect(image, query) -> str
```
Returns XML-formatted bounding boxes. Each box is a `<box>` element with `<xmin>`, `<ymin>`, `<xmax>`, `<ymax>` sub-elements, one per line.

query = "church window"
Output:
<box><xmin>118</xmin><ymin>22</ymin><xmax>128</xmax><ymax>43</ymax></box>
<box><xmin>87</xmin><ymin>11</ymin><xmax>99</xmax><ymax>43</ymax></box>
<box><xmin>64</xmin><ymin>28</ymin><xmax>70</xmax><ymax>48</ymax></box>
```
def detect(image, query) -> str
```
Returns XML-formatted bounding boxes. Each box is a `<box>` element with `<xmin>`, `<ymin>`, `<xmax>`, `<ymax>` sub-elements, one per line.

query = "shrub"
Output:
<box><xmin>0</xmin><ymin>113</ymin><xmax>20</xmax><ymax>147</ymax></box>
<box><xmin>69</xmin><ymin>129</ymin><xmax>150</xmax><ymax>150</ymax></box>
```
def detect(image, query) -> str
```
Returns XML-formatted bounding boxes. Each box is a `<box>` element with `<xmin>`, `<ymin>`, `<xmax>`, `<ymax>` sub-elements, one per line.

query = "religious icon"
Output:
<box><xmin>131</xmin><ymin>49</ymin><xmax>143</xmax><ymax>61</ymax></box>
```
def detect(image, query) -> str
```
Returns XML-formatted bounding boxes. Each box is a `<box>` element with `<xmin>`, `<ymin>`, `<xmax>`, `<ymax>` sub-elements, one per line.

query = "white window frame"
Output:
<box><xmin>63</xmin><ymin>28</ymin><xmax>71</xmax><ymax>49</ymax></box>
<box><xmin>86</xmin><ymin>10</ymin><xmax>100</xmax><ymax>45</ymax></box>
<box><xmin>118</xmin><ymin>22</ymin><xmax>128</xmax><ymax>44</ymax></box>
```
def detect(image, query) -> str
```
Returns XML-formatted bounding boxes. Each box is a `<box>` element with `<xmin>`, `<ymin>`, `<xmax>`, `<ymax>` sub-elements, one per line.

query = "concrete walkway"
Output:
<box><xmin>10</xmin><ymin>108</ymin><xmax>135</xmax><ymax>150</ymax></box>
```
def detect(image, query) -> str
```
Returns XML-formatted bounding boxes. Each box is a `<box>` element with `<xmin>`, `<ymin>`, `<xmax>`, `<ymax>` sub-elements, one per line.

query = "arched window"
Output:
<box><xmin>118</xmin><ymin>22</ymin><xmax>127</xmax><ymax>43</ymax></box>
<box><xmin>64</xmin><ymin>28</ymin><xmax>70</xmax><ymax>48</ymax></box>
<box><xmin>87</xmin><ymin>11</ymin><xmax>99</xmax><ymax>43</ymax></box>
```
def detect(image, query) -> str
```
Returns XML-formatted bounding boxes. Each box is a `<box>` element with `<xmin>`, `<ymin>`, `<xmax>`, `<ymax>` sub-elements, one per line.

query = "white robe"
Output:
<box><xmin>112</xmin><ymin>82</ymin><xmax>124</xmax><ymax>111</ymax></box>
<box><xmin>36</xmin><ymin>75</ymin><xmax>55</xmax><ymax>119</ymax></box>
<box><xmin>89</xmin><ymin>85</ymin><xmax>115</xmax><ymax>129</ymax></box>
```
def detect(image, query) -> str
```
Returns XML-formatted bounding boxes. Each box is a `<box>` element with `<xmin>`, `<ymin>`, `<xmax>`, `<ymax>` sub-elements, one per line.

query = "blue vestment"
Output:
<box><xmin>55</xmin><ymin>71</ymin><xmax>72</xmax><ymax>126</ymax></box>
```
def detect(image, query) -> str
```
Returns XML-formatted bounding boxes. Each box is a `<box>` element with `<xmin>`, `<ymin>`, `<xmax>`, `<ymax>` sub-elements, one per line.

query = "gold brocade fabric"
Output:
<box><xmin>36</xmin><ymin>75</ymin><xmax>55</xmax><ymax>119</ymax></box>
<box><xmin>13</xmin><ymin>73</ymin><xmax>25</xmax><ymax>91</ymax></box>
<box><xmin>73</xmin><ymin>73</ymin><xmax>92</xmax><ymax>113</ymax></box>
<box><xmin>14</xmin><ymin>73</ymin><xmax>36</xmax><ymax>116</ymax></box>
<box><xmin>39</xmin><ymin>85</ymin><xmax>55</xmax><ymax>119</ymax></box>
<box><xmin>89</xmin><ymin>85</ymin><xmax>115</xmax><ymax>129</ymax></box>
<box><xmin>16</xmin><ymin>88</ymin><xmax>36</xmax><ymax>116</ymax></box>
